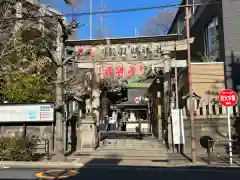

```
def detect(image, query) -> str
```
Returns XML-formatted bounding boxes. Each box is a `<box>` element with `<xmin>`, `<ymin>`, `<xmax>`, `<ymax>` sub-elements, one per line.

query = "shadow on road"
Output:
<box><xmin>1</xmin><ymin>158</ymin><xmax>240</xmax><ymax>180</ymax></box>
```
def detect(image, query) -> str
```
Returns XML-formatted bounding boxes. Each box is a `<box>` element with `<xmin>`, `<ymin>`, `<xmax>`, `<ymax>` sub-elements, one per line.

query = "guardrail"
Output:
<box><xmin>207</xmin><ymin>139</ymin><xmax>240</xmax><ymax>165</ymax></box>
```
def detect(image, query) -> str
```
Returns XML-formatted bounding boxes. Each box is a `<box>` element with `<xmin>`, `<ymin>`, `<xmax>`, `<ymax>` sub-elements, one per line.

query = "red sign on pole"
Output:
<box><xmin>218</xmin><ymin>89</ymin><xmax>238</xmax><ymax>107</ymax></box>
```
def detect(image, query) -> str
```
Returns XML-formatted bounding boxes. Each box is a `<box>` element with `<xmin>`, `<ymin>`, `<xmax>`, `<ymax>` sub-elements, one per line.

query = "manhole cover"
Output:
<box><xmin>35</xmin><ymin>169</ymin><xmax>78</xmax><ymax>179</ymax></box>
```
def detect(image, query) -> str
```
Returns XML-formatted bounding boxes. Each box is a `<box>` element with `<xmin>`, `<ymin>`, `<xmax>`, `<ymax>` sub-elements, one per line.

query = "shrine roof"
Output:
<box><xmin>127</xmin><ymin>76</ymin><xmax>156</xmax><ymax>89</ymax></box>
<box><xmin>66</xmin><ymin>34</ymin><xmax>185</xmax><ymax>46</ymax></box>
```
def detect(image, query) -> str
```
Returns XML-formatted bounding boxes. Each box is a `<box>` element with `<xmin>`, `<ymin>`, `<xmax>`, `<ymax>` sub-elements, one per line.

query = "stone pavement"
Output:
<box><xmin>69</xmin><ymin>137</ymin><xmax>168</xmax><ymax>161</ymax></box>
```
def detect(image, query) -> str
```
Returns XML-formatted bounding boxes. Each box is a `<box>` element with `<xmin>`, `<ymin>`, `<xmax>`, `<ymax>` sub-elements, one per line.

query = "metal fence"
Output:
<box><xmin>36</xmin><ymin>139</ymin><xmax>51</xmax><ymax>160</ymax></box>
<box><xmin>206</xmin><ymin>139</ymin><xmax>240</xmax><ymax>166</ymax></box>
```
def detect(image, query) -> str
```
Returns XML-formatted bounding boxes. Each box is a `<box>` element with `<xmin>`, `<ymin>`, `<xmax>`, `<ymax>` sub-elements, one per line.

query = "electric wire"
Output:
<box><xmin>0</xmin><ymin>0</ymin><xmax>226</xmax><ymax>22</ymax></box>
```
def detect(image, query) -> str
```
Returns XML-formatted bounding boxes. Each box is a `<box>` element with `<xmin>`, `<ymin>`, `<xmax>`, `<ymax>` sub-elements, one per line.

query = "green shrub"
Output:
<box><xmin>0</xmin><ymin>135</ymin><xmax>39</xmax><ymax>161</ymax></box>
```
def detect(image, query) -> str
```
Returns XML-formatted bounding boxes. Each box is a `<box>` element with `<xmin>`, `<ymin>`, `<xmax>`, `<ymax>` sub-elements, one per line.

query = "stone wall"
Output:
<box><xmin>182</xmin><ymin>117</ymin><xmax>232</xmax><ymax>156</ymax></box>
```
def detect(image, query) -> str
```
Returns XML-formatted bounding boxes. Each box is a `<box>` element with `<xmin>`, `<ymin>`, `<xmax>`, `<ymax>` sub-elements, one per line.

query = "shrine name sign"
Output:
<box><xmin>74</xmin><ymin>39</ymin><xmax>189</xmax><ymax>78</ymax></box>
<box><xmin>75</xmin><ymin>40</ymin><xmax>187</xmax><ymax>62</ymax></box>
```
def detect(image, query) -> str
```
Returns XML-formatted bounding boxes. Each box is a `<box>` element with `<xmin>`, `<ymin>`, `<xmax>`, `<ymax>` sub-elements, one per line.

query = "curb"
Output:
<box><xmin>0</xmin><ymin>161</ymin><xmax>84</xmax><ymax>168</ymax></box>
<box><xmin>0</xmin><ymin>161</ymin><xmax>239</xmax><ymax>169</ymax></box>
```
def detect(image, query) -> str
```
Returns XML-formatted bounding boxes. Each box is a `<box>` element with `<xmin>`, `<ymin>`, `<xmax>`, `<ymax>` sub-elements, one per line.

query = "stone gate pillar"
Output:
<box><xmin>163</xmin><ymin>51</ymin><xmax>172</xmax><ymax>146</ymax></box>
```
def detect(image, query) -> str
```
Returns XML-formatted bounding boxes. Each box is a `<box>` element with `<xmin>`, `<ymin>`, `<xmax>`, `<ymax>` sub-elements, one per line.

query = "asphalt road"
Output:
<box><xmin>0</xmin><ymin>165</ymin><xmax>240</xmax><ymax>180</ymax></box>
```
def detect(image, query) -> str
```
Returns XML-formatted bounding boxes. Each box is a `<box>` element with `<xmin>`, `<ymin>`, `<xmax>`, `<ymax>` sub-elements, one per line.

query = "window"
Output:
<box><xmin>192</xmin><ymin>0</ymin><xmax>203</xmax><ymax>14</ymax></box>
<box><xmin>204</xmin><ymin>17</ymin><xmax>220</xmax><ymax>60</ymax></box>
<box><xmin>177</xmin><ymin>12</ymin><xmax>186</xmax><ymax>34</ymax></box>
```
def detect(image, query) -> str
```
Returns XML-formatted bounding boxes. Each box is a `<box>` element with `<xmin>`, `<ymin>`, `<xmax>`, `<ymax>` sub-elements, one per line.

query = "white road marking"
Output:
<box><xmin>0</xmin><ymin>166</ymin><xmax>10</xmax><ymax>169</ymax></box>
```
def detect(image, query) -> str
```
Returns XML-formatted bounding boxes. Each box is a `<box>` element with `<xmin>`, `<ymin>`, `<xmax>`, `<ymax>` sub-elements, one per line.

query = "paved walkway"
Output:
<box><xmin>68</xmin><ymin>136</ymin><xmax>169</xmax><ymax>165</ymax></box>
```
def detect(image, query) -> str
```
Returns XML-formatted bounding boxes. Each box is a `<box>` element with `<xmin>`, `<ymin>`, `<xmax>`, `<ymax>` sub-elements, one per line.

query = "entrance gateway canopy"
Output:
<box><xmin>65</xmin><ymin>35</ymin><xmax>194</xmax><ymax>151</ymax></box>
<box><xmin>65</xmin><ymin>35</ymin><xmax>193</xmax><ymax>83</ymax></box>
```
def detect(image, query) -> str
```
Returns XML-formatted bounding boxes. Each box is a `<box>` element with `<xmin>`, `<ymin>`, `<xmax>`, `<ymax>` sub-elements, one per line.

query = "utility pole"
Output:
<box><xmin>185</xmin><ymin>0</ymin><xmax>197</xmax><ymax>163</ymax></box>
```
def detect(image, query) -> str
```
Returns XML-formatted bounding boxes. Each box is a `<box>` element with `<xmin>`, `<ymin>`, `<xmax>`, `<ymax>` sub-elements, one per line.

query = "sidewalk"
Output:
<box><xmin>0</xmin><ymin>161</ymin><xmax>84</xmax><ymax>168</ymax></box>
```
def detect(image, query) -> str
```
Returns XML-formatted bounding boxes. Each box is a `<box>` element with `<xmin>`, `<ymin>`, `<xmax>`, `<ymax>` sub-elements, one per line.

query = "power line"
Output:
<box><xmin>0</xmin><ymin>0</ymin><xmax>223</xmax><ymax>21</ymax></box>
<box><xmin>64</xmin><ymin>0</ymin><xmax>223</xmax><ymax>17</ymax></box>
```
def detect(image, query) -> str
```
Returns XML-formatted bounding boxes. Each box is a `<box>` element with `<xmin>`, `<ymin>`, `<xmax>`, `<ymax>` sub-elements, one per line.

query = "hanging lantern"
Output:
<box><xmin>89</xmin><ymin>46</ymin><xmax>94</xmax><ymax>57</ymax></box>
<box><xmin>115</xmin><ymin>64</ymin><xmax>124</xmax><ymax>77</ymax></box>
<box><xmin>139</xmin><ymin>64</ymin><xmax>144</xmax><ymax>75</ymax></box>
<box><xmin>77</xmin><ymin>46</ymin><xmax>84</xmax><ymax>55</ymax></box>
<box><xmin>127</xmin><ymin>64</ymin><xmax>135</xmax><ymax>76</ymax></box>
<box><xmin>103</xmin><ymin>65</ymin><xmax>113</xmax><ymax>77</ymax></box>
<box><xmin>138</xmin><ymin>63</ymin><xmax>144</xmax><ymax>75</ymax></box>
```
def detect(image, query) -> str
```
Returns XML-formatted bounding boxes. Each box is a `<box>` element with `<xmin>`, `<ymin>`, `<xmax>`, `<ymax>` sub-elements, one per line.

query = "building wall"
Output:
<box><xmin>171</xmin><ymin>0</ymin><xmax>240</xmax><ymax>91</ymax></box>
<box><xmin>221</xmin><ymin>0</ymin><xmax>240</xmax><ymax>90</ymax></box>
<box><xmin>179</xmin><ymin>62</ymin><xmax>225</xmax><ymax>103</ymax></box>
<box><xmin>191</xmin><ymin>62</ymin><xmax>225</xmax><ymax>101</ymax></box>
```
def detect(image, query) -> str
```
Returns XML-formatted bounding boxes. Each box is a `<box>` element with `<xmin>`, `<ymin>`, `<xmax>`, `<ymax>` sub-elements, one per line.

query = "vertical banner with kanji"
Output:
<box><xmin>115</xmin><ymin>64</ymin><xmax>124</xmax><ymax>78</ymax></box>
<box><xmin>103</xmin><ymin>65</ymin><xmax>113</xmax><ymax>77</ymax></box>
<box><xmin>127</xmin><ymin>64</ymin><xmax>135</xmax><ymax>77</ymax></box>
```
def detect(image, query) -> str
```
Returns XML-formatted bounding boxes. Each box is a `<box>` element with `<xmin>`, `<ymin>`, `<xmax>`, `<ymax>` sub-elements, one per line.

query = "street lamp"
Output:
<box><xmin>68</xmin><ymin>99</ymin><xmax>79</xmax><ymax>118</ymax></box>
<box><xmin>65</xmin><ymin>94</ymin><xmax>82</xmax><ymax>120</ymax></box>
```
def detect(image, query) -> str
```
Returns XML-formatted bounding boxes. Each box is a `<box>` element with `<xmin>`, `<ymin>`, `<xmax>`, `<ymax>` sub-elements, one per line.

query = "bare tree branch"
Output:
<box><xmin>140</xmin><ymin>10</ymin><xmax>176</xmax><ymax>36</ymax></box>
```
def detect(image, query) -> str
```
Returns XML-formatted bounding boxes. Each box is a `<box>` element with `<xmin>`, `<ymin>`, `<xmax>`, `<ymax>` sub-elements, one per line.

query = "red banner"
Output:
<box><xmin>115</xmin><ymin>64</ymin><xmax>124</xmax><ymax>77</ymax></box>
<box><xmin>97</xmin><ymin>63</ymin><xmax>144</xmax><ymax>78</ymax></box>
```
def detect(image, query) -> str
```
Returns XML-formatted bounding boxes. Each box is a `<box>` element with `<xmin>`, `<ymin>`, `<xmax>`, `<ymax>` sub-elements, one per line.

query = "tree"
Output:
<box><xmin>140</xmin><ymin>10</ymin><xmax>176</xmax><ymax>36</ymax></box>
<box><xmin>0</xmin><ymin>0</ymin><xmax>81</xmax><ymax>161</ymax></box>
<box><xmin>0</xmin><ymin>0</ymin><xmax>66</xmax><ymax>102</ymax></box>
<box><xmin>0</xmin><ymin>0</ymin><xmax>58</xmax><ymax>102</ymax></box>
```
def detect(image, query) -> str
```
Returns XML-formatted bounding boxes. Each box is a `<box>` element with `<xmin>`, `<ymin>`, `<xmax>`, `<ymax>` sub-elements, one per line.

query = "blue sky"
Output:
<box><xmin>40</xmin><ymin>0</ymin><xmax>181</xmax><ymax>39</ymax></box>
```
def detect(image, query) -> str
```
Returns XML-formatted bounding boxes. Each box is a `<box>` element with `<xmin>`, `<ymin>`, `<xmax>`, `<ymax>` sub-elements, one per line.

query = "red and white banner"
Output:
<box><xmin>95</xmin><ymin>63</ymin><xmax>144</xmax><ymax>78</ymax></box>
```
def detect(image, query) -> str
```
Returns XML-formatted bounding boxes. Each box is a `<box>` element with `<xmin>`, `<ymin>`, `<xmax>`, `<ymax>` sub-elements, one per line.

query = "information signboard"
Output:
<box><xmin>172</xmin><ymin>109</ymin><xmax>185</xmax><ymax>145</ymax></box>
<box><xmin>0</xmin><ymin>103</ymin><xmax>54</xmax><ymax>123</ymax></box>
